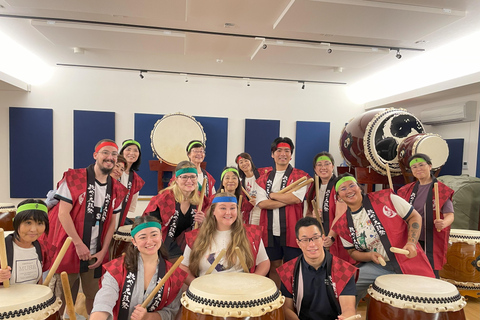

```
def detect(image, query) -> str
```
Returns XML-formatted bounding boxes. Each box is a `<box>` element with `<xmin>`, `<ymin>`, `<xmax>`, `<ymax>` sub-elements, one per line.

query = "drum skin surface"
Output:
<box><xmin>439</xmin><ymin>229</ymin><xmax>480</xmax><ymax>287</ymax></box>
<box><xmin>110</xmin><ymin>225</ymin><xmax>133</xmax><ymax>259</ymax></box>
<box><xmin>397</xmin><ymin>133</ymin><xmax>449</xmax><ymax>170</ymax></box>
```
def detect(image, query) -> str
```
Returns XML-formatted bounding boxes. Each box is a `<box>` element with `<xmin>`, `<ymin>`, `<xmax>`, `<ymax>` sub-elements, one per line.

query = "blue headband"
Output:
<box><xmin>131</xmin><ymin>221</ymin><xmax>162</xmax><ymax>238</ymax></box>
<box><xmin>212</xmin><ymin>196</ymin><xmax>238</xmax><ymax>204</ymax></box>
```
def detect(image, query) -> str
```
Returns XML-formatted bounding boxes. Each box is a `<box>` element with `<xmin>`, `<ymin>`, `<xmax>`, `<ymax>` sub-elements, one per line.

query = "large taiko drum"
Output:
<box><xmin>180</xmin><ymin>273</ymin><xmax>285</xmax><ymax>319</ymax></box>
<box><xmin>0</xmin><ymin>203</ymin><xmax>16</xmax><ymax>231</ymax></box>
<box><xmin>367</xmin><ymin>274</ymin><xmax>466</xmax><ymax>319</ymax></box>
<box><xmin>151</xmin><ymin>113</ymin><xmax>206</xmax><ymax>166</ymax></box>
<box><xmin>0</xmin><ymin>284</ymin><xmax>62</xmax><ymax>319</ymax></box>
<box><xmin>439</xmin><ymin>229</ymin><xmax>480</xmax><ymax>291</ymax></box>
<box><xmin>340</xmin><ymin>108</ymin><xmax>425</xmax><ymax>176</ymax></box>
<box><xmin>110</xmin><ymin>225</ymin><xmax>133</xmax><ymax>260</ymax></box>
<box><xmin>398</xmin><ymin>133</ymin><xmax>449</xmax><ymax>170</ymax></box>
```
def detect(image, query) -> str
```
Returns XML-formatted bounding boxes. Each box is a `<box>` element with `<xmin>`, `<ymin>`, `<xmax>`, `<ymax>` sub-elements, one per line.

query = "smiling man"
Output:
<box><xmin>44</xmin><ymin>139</ymin><xmax>128</xmax><ymax>314</ymax></box>
<box><xmin>256</xmin><ymin>137</ymin><xmax>310</xmax><ymax>287</ymax></box>
<box><xmin>277</xmin><ymin>217</ymin><xmax>358</xmax><ymax>320</ymax></box>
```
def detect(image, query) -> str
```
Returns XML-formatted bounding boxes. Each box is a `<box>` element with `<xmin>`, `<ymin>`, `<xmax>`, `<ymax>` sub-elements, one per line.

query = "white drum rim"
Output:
<box><xmin>181</xmin><ymin>273</ymin><xmax>284</xmax><ymax>318</ymax></box>
<box><xmin>367</xmin><ymin>274</ymin><xmax>466</xmax><ymax>313</ymax></box>
<box><xmin>363</xmin><ymin>108</ymin><xmax>425</xmax><ymax>176</ymax></box>
<box><xmin>441</xmin><ymin>278</ymin><xmax>480</xmax><ymax>290</ymax></box>
<box><xmin>113</xmin><ymin>225</ymin><xmax>133</xmax><ymax>242</ymax></box>
<box><xmin>0</xmin><ymin>203</ymin><xmax>16</xmax><ymax>213</ymax></box>
<box><xmin>150</xmin><ymin>112</ymin><xmax>206</xmax><ymax>166</ymax></box>
<box><xmin>411</xmin><ymin>134</ymin><xmax>449</xmax><ymax>169</ymax></box>
<box><xmin>449</xmin><ymin>229</ymin><xmax>480</xmax><ymax>244</ymax></box>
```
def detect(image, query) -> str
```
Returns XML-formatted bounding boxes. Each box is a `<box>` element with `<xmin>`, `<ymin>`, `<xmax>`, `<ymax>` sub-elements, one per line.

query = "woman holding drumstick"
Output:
<box><xmin>0</xmin><ymin>199</ymin><xmax>51</xmax><ymax>285</ymax></box>
<box><xmin>397</xmin><ymin>153</ymin><xmax>454</xmax><ymax>278</ymax></box>
<box><xmin>90</xmin><ymin>216</ymin><xmax>187</xmax><ymax>320</ymax></box>
<box><xmin>180</xmin><ymin>192</ymin><xmax>270</xmax><ymax>285</ymax></box>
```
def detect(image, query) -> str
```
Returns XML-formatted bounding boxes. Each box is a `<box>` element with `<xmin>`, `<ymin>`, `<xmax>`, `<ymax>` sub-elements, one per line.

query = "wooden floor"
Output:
<box><xmin>358</xmin><ymin>295</ymin><xmax>480</xmax><ymax>319</ymax></box>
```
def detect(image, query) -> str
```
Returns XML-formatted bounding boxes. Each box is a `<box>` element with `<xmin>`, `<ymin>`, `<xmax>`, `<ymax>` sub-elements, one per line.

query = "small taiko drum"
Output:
<box><xmin>0</xmin><ymin>284</ymin><xmax>62</xmax><ymax>319</ymax></box>
<box><xmin>367</xmin><ymin>274</ymin><xmax>466</xmax><ymax>320</ymax></box>
<box><xmin>151</xmin><ymin>113</ymin><xmax>206</xmax><ymax>166</ymax></box>
<box><xmin>439</xmin><ymin>229</ymin><xmax>480</xmax><ymax>291</ymax></box>
<box><xmin>397</xmin><ymin>133</ymin><xmax>449</xmax><ymax>170</ymax></box>
<box><xmin>110</xmin><ymin>225</ymin><xmax>133</xmax><ymax>260</ymax></box>
<box><xmin>0</xmin><ymin>203</ymin><xmax>16</xmax><ymax>231</ymax></box>
<box><xmin>339</xmin><ymin>108</ymin><xmax>425</xmax><ymax>176</ymax></box>
<box><xmin>180</xmin><ymin>273</ymin><xmax>285</xmax><ymax>319</ymax></box>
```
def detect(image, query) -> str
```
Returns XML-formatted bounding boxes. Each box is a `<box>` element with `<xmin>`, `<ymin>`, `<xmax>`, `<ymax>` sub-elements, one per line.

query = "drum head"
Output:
<box><xmin>151</xmin><ymin>113</ymin><xmax>206</xmax><ymax>166</ymax></box>
<box><xmin>449</xmin><ymin>229</ymin><xmax>480</xmax><ymax>244</ymax></box>
<box><xmin>114</xmin><ymin>225</ymin><xmax>133</xmax><ymax>241</ymax></box>
<box><xmin>368</xmin><ymin>274</ymin><xmax>466</xmax><ymax>313</ymax></box>
<box><xmin>0</xmin><ymin>203</ymin><xmax>15</xmax><ymax>212</ymax></box>
<box><xmin>412</xmin><ymin>134</ymin><xmax>449</xmax><ymax>169</ymax></box>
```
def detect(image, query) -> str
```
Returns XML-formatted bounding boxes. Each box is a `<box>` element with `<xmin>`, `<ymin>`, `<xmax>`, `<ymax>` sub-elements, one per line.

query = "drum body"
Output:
<box><xmin>439</xmin><ymin>229</ymin><xmax>480</xmax><ymax>290</ymax></box>
<box><xmin>180</xmin><ymin>273</ymin><xmax>285</xmax><ymax>319</ymax></box>
<box><xmin>397</xmin><ymin>133</ymin><xmax>449</xmax><ymax>170</ymax></box>
<box><xmin>0</xmin><ymin>203</ymin><xmax>16</xmax><ymax>231</ymax></box>
<box><xmin>340</xmin><ymin>108</ymin><xmax>424</xmax><ymax>175</ymax></box>
<box><xmin>110</xmin><ymin>225</ymin><xmax>133</xmax><ymax>260</ymax></box>
<box><xmin>0</xmin><ymin>283</ymin><xmax>62</xmax><ymax>320</ymax></box>
<box><xmin>367</xmin><ymin>274</ymin><xmax>466</xmax><ymax>320</ymax></box>
<box><xmin>151</xmin><ymin>113</ymin><xmax>206</xmax><ymax>166</ymax></box>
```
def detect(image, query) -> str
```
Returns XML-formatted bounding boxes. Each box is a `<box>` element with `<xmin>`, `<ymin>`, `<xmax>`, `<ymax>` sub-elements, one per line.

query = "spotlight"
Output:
<box><xmin>185</xmin><ymin>75</ymin><xmax>189</xmax><ymax>83</ymax></box>
<box><xmin>263</xmin><ymin>44</ymin><xmax>268</xmax><ymax>49</ymax></box>
<box><xmin>396</xmin><ymin>49</ymin><xmax>402</xmax><ymax>59</ymax></box>
<box><xmin>139</xmin><ymin>71</ymin><xmax>144</xmax><ymax>79</ymax></box>
<box><xmin>327</xmin><ymin>48</ymin><xmax>332</xmax><ymax>54</ymax></box>
<box><xmin>301</xmin><ymin>82</ymin><xmax>305</xmax><ymax>90</ymax></box>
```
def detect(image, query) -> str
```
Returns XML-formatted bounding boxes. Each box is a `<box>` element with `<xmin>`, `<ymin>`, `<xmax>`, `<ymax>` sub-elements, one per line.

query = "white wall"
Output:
<box><xmin>0</xmin><ymin>67</ymin><xmax>365</xmax><ymax>207</ymax></box>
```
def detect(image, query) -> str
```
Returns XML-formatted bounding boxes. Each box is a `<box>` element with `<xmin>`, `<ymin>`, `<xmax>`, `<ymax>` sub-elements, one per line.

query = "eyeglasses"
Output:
<box><xmin>178</xmin><ymin>175</ymin><xmax>198</xmax><ymax>181</ymax></box>
<box><xmin>315</xmin><ymin>162</ymin><xmax>332</xmax><ymax>168</ymax></box>
<box><xmin>338</xmin><ymin>183</ymin><xmax>357</xmax><ymax>193</ymax></box>
<box><xmin>191</xmin><ymin>150</ymin><xmax>205</xmax><ymax>154</ymax></box>
<box><xmin>297</xmin><ymin>235</ymin><xmax>322</xmax><ymax>244</ymax></box>
<box><xmin>98</xmin><ymin>150</ymin><xmax>118</xmax><ymax>157</ymax></box>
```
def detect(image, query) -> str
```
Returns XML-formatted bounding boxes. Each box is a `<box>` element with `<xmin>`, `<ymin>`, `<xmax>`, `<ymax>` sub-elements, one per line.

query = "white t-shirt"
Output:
<box><xmin>340</xmin><ymin>194</ymin><xmax>413</xmax><ymax>261</ymax></box>
<box><xmin>197</xmin><ymin>172</ymin><xmax>216</xmax><ymax>195</ymax></box>
<box><xmin>117</xmin><ymin>172</ymin><xmax>139</xmax><ymax>227</ymax></box>
<box><xmin>10</xmin><ymin>242</ymin><xmax>42</xmax><ymax>284</ymax></box>
<box><xmin>255</xmin><ymin>170</ymin><xmax>307</xmax><ymax>236</ymax></box>
<box><xmin>182</xmin><ymin>229</ymin><xmax>268</xmax><ymax>276</ymax></box>
<box><xmin>244</xmin><ymin>176</ymin><xmax>261</xmax><ymax>225</ymax></box>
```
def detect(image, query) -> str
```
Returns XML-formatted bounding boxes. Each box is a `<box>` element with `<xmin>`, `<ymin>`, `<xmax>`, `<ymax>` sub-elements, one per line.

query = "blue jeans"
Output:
<box><xmin>355</xmin><ymin>261</ymin><xmax>396</xmax><ymax>305</ymax></box>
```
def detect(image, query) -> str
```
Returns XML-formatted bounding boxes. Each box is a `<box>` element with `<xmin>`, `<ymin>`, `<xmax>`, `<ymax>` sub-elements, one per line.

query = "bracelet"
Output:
<box><xmin>328</xmin><ymin>236</ymin><xmax>335</xmax><ymax>243</ymax></box>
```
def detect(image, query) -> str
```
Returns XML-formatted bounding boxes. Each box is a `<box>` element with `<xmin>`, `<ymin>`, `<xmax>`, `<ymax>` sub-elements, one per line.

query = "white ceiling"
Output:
<box><xmin>1</xmin><ymin>0</ymin><xmax>480</xmax><ymax>87</ymax></box>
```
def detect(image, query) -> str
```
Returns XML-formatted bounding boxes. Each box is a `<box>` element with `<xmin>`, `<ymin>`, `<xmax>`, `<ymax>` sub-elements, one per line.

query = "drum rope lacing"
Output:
<box><xmin>371</xmin><ymin>283</ymin><xmax>462</xmax><ymax>305</ymax></box>
<box><xmin>185</xmin><ymin>288</ymin><xmax>280</xmax><ymax>308</ymax></box>
<box><xmin>0</xmin><ymin>294</ymin><xmax>56</xmax><ymax>319</ymax></box>
<box><xmin>451</xmin><ymin>235</ymin><xmax>480</xmax><ymax>240</ymax></box>
<box><xmin>115</xmin><ymin>230</ymin><xmax>131</xmax><ymax>237</ymax></box>
<box><xmin>0</xmin><ymin>205</ymin><xmax>15</xmax><ymax>210</ymax></box>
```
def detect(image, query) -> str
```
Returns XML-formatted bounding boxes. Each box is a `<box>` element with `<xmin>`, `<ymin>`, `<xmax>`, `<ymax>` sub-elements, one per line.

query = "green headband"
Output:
<box><xmin>221</xmin><ymin>168</ymin><xmax>239</xmax><ymax>180</ymax></box>
<box><xmin>187</xmin><ymin>141</ymin><xmax>204</xmax><ymax>152</ymax></box>
<box><xmin>335</xmin><ymin>176</ymin><xmax>357</xmax><ymax>191</ymax></box>
<box><xmin>122</xmin><ymin>140</ymin><xmax>141</xmax><ymax>150</ymax></box>
<box><xmin>176</xmin><ymin>167</ymin><xmax>198</xmax><ymax>177</ymax></box>
<box><xmin>17</xmin><ymin>203</ymin><xmax>48</xmax><ymax>214</ymax></box>
<box><xmin>131</xmin><ymin>221</ymin><xmax>162</xmax><ymax>238</ymax></box>
<box><xmin>316</xmin><ymin>155</ymin><xmax>332</xmax><ymax>163</ymax></box>
<box><xmin>409</xmin><ymin>158</ymin><xmax>426</xmax><ymax>167</ymax></box>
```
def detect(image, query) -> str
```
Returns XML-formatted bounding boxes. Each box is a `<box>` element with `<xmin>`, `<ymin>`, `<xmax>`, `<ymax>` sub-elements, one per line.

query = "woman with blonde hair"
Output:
<box><xmin>144</xmin><ymin>161</ymin><xmax>208</xmax><ymax>260</ymax></box>
<box><xmin>180</xmin><ymin>192</ymin><xmax>270</xmax><ymax>285</ymax></box>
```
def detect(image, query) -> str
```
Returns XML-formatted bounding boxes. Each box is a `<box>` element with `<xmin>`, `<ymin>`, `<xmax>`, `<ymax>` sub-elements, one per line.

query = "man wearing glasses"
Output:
<box><xmin>44</xmin><ymin>139</ymin><xmax>128</xmax><ymax>314</ymax></box>
<box><xmin>277</xmin><ymin>217</ymin><xmax>358</xmax><ymax>320</ymax></box>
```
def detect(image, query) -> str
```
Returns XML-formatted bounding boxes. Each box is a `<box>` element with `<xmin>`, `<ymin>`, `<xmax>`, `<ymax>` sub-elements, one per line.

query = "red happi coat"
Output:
<box><xmin>143</xmin><ymin>189</ymin><xmax>210</xmax><ymax>242</ymax></box>
<box><xmin>118</xmin><ymin>171</ymin><xmax>145</xmax><ymax>226</ymax></box>
<box><xmin>256</xmin><ymin>167</ymin><xmax>309</xmax><ymax>248</ymax></box>
<box><xmin>44</xmin><ymin>168</ymin><xmax>128</xmax><ymax>274</ymax></box>
<box><xmin>333</xmin><ymin>189</ymin><xmax>435</xmax><ymax>278</ymax></box>
<box><xmin>206</xmin><ymin>193</ymin><xmax>254</xmax><ymax>225</ymax></box>
<box><xmin>102</xmin><ymin>256</ymin><xmax>187</xmax><ymax>320</ymax></box>
<box><xmin>185</xmin><ymin>224</ymin><xmax>263</xmax><ymax>273</ymax></box>
<box><xmin>397</xmin><ymin>181</ymin><xmax>454</xmax><ymax>270</ymax></box>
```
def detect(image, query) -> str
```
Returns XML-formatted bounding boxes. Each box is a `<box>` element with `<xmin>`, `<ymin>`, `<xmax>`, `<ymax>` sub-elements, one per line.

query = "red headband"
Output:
<box><xmin>95</xmin><ymin>141</ymin><xmax>118</xmax><ymax>153</ymax></box>
<box><xmin>276</xmin><ymin>142</ymin><xmax>291</xmax><ymax>149</ymax></box>
<box><xmin>236</xmin><ymin>156</ymin><xmax>243</xmax><ymax>164</ymax></box>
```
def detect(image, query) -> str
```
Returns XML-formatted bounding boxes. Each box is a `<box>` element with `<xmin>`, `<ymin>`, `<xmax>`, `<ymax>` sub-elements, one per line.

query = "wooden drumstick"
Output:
<box><xmin>311</xmin><ymin>200</ymin><xmax>326</xmax><ymax>236</ymax></box>
<box><xmin>277</xmin><ymin>176</ymin><xmax>307</xmax><ymax>194</ymax></box>
<box><xmin>194</xmin><ymin>179</ymin><xmax>207</xmax><ymax>229</ymax></box>
<box><xmin>238</xmin><ymin>195</ymin><xmax>243</xmax><ymax>217</ymax></box>
<box><xmin>44</xmin><ymin>237</ymin><xmax>72</xmax><ymax>287</ymax></box>
<box><xmin>378</xmin><ymin>256</ymin><xmax>386</xmax><ymax>267</ymax></box>
<box><xmin>385</xmin><ymin>163</ymin><xmax>393</xmax><ymax>191</ymax></box>
<box><xmin>61</xmin><ymin>271</ymin><xmax>77</xmax><ymax>320</ymax></box>
<box><xmin>0</xmin><ymin>228</ymin><xmax>10</xmax><ymax>288</ymax></box>
<box><xmin>434</xmin><ymin>182</ymin><xmax>441</xmax><ymax>232</ymax></box>
<box><xmin>315</xmin><ymin>175</ymin><xmax>321</xmax><ymax>211</ymax></box>
<box><xmin>141</xmin><ymin>256</ymin><xmax>184</xmax><ymax>308</ymax></box>
<box><xmin>205</xmin><ymin>249</ymin><xmax>226</xmax><ymax>275</ymax></box>
<box><xmin>288</xmin><ymin>178</ymin><xmax>314</xmax><ymax>193</ymax></box>
<box><xmin>235</xmin><ymin>247</ymin><xmax>249</xmax><ymax>273</ymax></box>
<box><xmin>343</xmin><ymin>314</ymin><xmax>362</xmax><ymax>320</ymax></box>
<box><xmin>390</xmin><ymin>247</ymin><xmax>410</xmax><ymax>255</ymax></box>
<box><xmin>241</xmin><ymin>186</ymin><xmax>252</xmax><ymax>201</ymax></box>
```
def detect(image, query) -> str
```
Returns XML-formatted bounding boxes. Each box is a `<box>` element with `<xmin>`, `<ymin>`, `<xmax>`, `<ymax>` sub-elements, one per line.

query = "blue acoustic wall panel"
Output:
<box><xmin>244</xmin><ymin>119</ymin><xmax>280</xmax><ymax>169</ymax></box>
<box><xmin>74</xmin><ymin>110</ymin><xmax>115</xmax><ymax>169</ymax></box>
<box><xmin>441</xmin><ymin>138</ymin><xmax>464</xmax><ymax>176</ymax></box>
<box><xmin>295</xmin><ymin>121</ymin><xmax>330</xmax><ymax>176</ymax></box>
<box><xmin>134</xmin><ymin>113</ymin><xmax>164</xmax><ymax>196</ymax></box>
<box><xmin>10</xmin><ymin>107</ymin><xmax>53</xmax><ymax>198</ymax></box>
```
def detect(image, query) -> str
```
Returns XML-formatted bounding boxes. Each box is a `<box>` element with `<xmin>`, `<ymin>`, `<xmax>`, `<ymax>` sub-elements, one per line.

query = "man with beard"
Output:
<box><xmin>43</xmin><ymin>139</ymin><xmax>128</xmax><ymax>314</ymax></box>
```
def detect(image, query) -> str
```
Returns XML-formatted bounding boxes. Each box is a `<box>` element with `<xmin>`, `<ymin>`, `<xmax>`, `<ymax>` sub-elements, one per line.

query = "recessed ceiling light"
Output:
<box><xmin>216</xmin><ymin>59</ymin><xmax>223</xmax><ymax>63</ymax></box>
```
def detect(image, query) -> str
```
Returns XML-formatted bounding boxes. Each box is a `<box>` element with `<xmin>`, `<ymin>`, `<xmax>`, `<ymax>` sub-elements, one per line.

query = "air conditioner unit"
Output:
<box><xmin>420</xmin><ymin>101</ymin><xmax>477</xmax><ymax>125</ymax></box>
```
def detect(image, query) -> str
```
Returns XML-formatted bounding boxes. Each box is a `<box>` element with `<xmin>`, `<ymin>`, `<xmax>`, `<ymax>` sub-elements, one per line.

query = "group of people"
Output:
<box><xmin>1</xmin><ymin>136</ymin><xmax>455</xmax><ymax>320</ymax></box>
